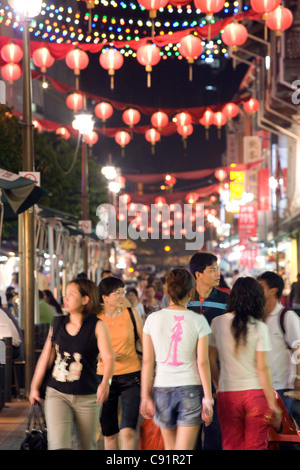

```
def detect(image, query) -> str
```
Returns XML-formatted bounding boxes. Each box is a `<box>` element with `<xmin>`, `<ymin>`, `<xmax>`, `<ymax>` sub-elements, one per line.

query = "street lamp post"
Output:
<box><xmin>8</xmin><ymin>0</ymin><xmax>42</xmax><ymax>396</ymax></box>
<box><xmin>72</xmin><ymin>105</ymin><xmax>95</xmax><ymax>274</ymax></box>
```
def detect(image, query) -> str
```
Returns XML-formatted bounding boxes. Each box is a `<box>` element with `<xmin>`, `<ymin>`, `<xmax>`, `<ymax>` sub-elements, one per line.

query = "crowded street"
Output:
<box><xmin>0</xmin><ymin>0</ymin><xmax>300</xmax><ymax>454</ymax></box>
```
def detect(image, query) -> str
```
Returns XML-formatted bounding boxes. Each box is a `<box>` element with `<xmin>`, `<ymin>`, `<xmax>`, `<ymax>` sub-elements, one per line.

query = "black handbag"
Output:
<box><xmin>20</xmin><ymin>402</ymin><xmax>47</xmax><ymax>450</ymax></box>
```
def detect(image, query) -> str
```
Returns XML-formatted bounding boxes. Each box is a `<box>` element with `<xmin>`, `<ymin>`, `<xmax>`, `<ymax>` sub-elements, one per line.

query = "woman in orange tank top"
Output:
<box><xmin>97</xmin><ymin>276</ymin><xmax>143</xmax><ymax>450</ymax></box>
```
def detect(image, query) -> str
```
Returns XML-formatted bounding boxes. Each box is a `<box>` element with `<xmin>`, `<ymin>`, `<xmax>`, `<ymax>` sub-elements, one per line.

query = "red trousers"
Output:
<box><xmin>217</xmin><ymin>390</ymin><xmax>270</xmax><ymax>450</ymax></box>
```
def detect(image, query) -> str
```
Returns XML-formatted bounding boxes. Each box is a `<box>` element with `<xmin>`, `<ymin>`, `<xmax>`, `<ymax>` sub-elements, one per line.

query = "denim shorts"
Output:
<box><xmin>153</xmin><ymin>385</ymin><xmax>202</xmax><ymax>429</ymax></box>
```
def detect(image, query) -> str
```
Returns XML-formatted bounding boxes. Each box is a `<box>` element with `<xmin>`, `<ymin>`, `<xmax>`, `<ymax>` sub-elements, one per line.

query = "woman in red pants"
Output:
<box><xmin>209</xmin><ymin>277</ymin><xmax>282</xmax><ymax>450</ymax></box>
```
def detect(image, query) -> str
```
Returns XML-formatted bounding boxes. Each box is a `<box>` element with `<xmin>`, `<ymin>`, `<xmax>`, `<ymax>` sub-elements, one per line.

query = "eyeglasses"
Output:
<box><xmin>111</xmin><ymin>289</ymin><xmax>126</xmax><ymax>297</ymax></box>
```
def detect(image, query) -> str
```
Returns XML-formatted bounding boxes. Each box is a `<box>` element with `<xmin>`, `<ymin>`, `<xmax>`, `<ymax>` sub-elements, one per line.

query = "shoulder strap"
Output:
<box><xmin>128</xmin><ymin>307</ymin><xmax>138</xmax><ymax>342</ymax></box>
<box><xmin>278</xmin><ymin>307</ymin><xmax>291</xmax><ymax>350</ymax></box>
<box><xmin>279</xmin><ymin>307</ymin><xmax>288</xmax><ymax>335</ymax></box>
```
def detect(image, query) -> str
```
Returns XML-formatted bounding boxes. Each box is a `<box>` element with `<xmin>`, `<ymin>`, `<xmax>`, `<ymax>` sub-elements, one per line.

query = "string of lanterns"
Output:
<box><xmin>1</xmin><ymin>0</ymin><xmax>292</xmax><ymax>65</ymax></box>
<box><xmin>13</xmin><ymin>90</ymin><xmax>261</xmax><ymax>154</ymax></box>
<box><xmin>0</xmin><ymin>1</ymin><xmax>293</xmax><ymax>151</ymax></box>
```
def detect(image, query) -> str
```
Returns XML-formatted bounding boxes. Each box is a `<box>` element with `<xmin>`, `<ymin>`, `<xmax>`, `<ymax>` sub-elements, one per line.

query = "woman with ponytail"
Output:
<box><xmin>140</xmin><ymin>268</ymin><xmax>213</xmax><ymax>450</ymax></box>
<box><xmin>209</xmin><ymin>276</ymin><xmax>281</xmax><ymax>450</ymax></box>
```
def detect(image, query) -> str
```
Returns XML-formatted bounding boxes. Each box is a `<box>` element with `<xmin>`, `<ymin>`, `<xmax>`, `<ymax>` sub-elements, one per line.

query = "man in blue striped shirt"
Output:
<box><xmin>188</xmin><ymin>252</ymin><xmax>229</xmax><ymax>325</ymax></box>
<box><xmin>188</xmin><ymin>251</ymin><xmax>230</xmax><ymax>450</ymax></box>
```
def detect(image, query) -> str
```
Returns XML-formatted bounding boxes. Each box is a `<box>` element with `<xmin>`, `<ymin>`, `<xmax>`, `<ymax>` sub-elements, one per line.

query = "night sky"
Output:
<box><xmin>80</xmin><ymin>52</ymin><xmax>248</xmax><ymax>176</ymax></box>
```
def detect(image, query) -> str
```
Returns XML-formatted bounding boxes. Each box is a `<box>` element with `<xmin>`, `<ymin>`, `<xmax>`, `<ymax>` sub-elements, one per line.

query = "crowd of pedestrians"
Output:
<box><xmin>1</xmin><ymin>254</ymin><xmax>298</xmax><ymax>451</ymax></box>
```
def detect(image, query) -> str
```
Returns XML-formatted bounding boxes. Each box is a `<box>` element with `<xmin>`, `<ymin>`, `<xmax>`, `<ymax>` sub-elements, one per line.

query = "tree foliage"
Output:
<box><xmin>0</xmin><ymin>105</ymin><xmax>108</xmax><ymax>227</ymax></box>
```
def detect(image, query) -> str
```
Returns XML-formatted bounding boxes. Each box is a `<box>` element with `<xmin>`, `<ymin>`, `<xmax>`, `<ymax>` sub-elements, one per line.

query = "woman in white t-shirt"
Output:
<box><xmin>209</xmin><ymin>276</ymin><xmax>282</xmax><ymax>450</ymax></box>
<box><xmin>140</xmin><ymin>268</ymin><xmax>213</xmax><ymax>450</ymax></box>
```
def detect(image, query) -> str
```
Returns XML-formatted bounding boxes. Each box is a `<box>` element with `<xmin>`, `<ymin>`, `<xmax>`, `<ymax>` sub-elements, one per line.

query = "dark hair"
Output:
<box><xmin>166</xmin><ymin>268</ymin><xmax>195</xmax><ymax>304</ymax></box>
<box><xmin>189</xmin><ymin>252</ymin><xmax>218</xmax><ymax>277</ymax></box>
<box><xmin>43</xmin><ymin>289</ymin><xmax>63</xmax><ymax>314</ymax></box>
<box><xmin>77</xmin><ymin>272</ymin><xmax>88</xmax><ymax>279</ymax></box>
<box><xmin>257</xmin><ymin>271</ymin><xmax>284</xmax><ymax>299</ymax></box>
<box><xmin>126</xmin><ymin>288</ymin><xmax>138</xmax><ymax>297</ymax></box>
<box><xmin>98</xmin><ymin>276</ymin><xmax>124</xmax><ymax>303</ymax></box>
<box><xmin>68</xmin><ymin>278</ymin><xmax>99</xmax><ymax>316</ymax></box>
<box><xmin>227</xmin><ymin>277</ymin><xmax>266</xmax><ymax>350</ymax></box>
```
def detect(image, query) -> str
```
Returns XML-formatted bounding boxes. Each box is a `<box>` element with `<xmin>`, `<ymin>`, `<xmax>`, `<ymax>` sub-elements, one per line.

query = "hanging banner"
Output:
<box><xmin>258</xmin><ymin>168</ymin><xmax>271</xmax><ymax>211</ymax></box>
<box><xmin>243</xmin><ymin>136</ymin><xmax>261</xmax><ymax>203</ymax></box>
<box><xmin>238</xmin><ymin>204</ymin><xmax>257</xmax><ymax>245</ymax></box>
<box><xmin>226</xmin><ymin>133</ymin><xmax>239</xmax><ymax>165</ymax></box>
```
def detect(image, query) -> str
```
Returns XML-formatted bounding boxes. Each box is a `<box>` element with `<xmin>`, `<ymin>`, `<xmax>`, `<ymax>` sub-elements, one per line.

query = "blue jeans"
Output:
<box><xmin>153</xmin><ymin>385</ymin><xmax>202</xmax><ymax>429</ymax></box>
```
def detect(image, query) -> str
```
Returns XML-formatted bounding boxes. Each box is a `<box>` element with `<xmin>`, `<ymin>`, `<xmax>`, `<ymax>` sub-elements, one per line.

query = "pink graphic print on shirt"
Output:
<box><xmin>160</xmin><ymin>315</ymin><xmax>184</xmax><ymax>366</ymax></box>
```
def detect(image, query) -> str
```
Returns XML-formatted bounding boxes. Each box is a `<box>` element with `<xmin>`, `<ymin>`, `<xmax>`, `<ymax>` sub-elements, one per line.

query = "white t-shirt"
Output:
<box><xmin>143</xmin><ymin>308</ymin><xmax>211</xmax><ymax>387</ymax></box>
<box><xmin>210</xmin><ymin>312</ymin><xmax>271</xmax><ymax>392</ymax></box>
<box><xmin>0</xmin><ymin>308</ymin><xmax>21</xmax><ymax>347</ymax></box>
<box><xmin>266</xmin><ymin>302</ymin><xmax>300</xmax><ymax>390</ymax></box>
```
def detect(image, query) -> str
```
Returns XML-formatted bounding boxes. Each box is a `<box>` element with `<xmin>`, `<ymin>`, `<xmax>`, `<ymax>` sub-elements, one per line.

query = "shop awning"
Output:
<box><xmin>0</xmin><ymin>169</ymin><xmax>50</xmax><ymax>215</ymax></box>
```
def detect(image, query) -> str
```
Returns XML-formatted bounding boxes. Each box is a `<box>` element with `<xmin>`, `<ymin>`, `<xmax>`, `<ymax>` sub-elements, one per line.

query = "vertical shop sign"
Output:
<box><xmin>243</xmin><ymin>136</ymin><xmax>261</xmax><ymax>202</ymax></box>
<box><xmin>238</xmin><ymin>204</ymin><xmax>257</xmax><ymax>245</ymax></box>
<box><xmin>258</xmin><ymin>168</ymin><xmax>271</xmax><ymax>211</ymax></box>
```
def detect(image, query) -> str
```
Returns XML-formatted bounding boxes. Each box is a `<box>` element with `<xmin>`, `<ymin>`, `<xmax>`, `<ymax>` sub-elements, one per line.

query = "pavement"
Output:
<box><xmin>0</xmin><ymin>398</ymin><xmax>30</xmax><ymax>450</ymax></box>
<box><xmin>0</xmin><ymin>397</ymin><xmax>106</xmax><ymax>451</ymax></box>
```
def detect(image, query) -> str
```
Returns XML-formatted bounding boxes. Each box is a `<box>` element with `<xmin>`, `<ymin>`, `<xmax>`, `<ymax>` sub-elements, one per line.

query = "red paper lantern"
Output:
<box><xmin>199</xmin><ymin>108</ymin><xmax>214</xmax><ymax>126</ymax></box>
<box><xmin>250</xmin><ymin>0</ymin><xmax>280</xmax><ymax>14</ymax></box>
<box><xmin>265</xmin><ymin>6</ymin><xmax>293</xmax><ymax>33</ymax></box>
<box><xmin>179</xmin><ymin>34</ymin><xmax>203</xmax><ymax>60</ymax></box>
<box><xmin>165</xmin><ymin>174</ymin><xmax>177</xmax><ymax>186</ymax></box>
<box><xmin>66</xmin><ymin>48</ymin><xmax>89</xmax><ymax>75</ymax></box>
<box><xmin>213</xmin><ymin>111</ymin><xmax>227</xmax><ymax>127</ymax></box>
<box><xmin>66</xmin><ymin>92</ymin><xmax>83</xmax><ymax>111</ymax></box>
<box><xmin>177</xmin><ymin>124</ymin><xmax>193</xmax><ymax>148</ymax></box>
<box><xmin>122</xmin><ymin>108</ymin><xmax>141</xmax><ymax>128</ymax></box>
<box><xmin>214</xmin><ymin>169</ymin><xmax>227</xmax><ymax>181</ymax></box>
<box><xmin>56</xmin><ymin>127</ymin><xmax>71</xmax><ymax>140</ymax></box>
<box><xmin>174</xmin><ymin>111</ymin><xmax>192</xmax><ymax>127</ymax></box>
<box><xmin>1</xmin><ymin>41</ymin><xmax>23</xmax><ymax>63</ymax></box>
<box><xmin>179</xmin><ymin>34</ymin><xmax>203</xmax><ymax>81</ymax></box>
<box><xmin>177</xmin><ymin>123</ymin><xmax>193</xmax><ymax>136</ymax></box>
<box><xmin>145</xmin><ymin>127</ymin><xmax>160</xmax><ymax>143</ymax></box>
<box><xmin>32</xmin><ymin>47</ymin><xmax>55</xmax><ymax>73</ymax></box>
<box><xmin>194</xmin><ymin>0</ymin><xmax>225</xmax><ymax>14</ymax></box>
<box><xmin>85</xmin><ymin>130</ymin><xmax>98</xmax><ymax>146</ymax></box>
<box><xmin>1</xmin><ymin>62</ymin><xmax>21</xmax><ymax>83</ymax></box>
<box><xmin>151</xmin><ymin>111</ymin><xmax>169</xmax><ymax>130</ymax></box>
<box><xmin>145</xmin><ymin>128</ymin><xmax>160</xmax><ymax>153</ymax></box>
<box><xmin>120</xmin><ymin>193</ymin><xmax>131</xmax><ymax>204</ymax></box>
<box><xmin>137</xmin><ymin>42</ymin><xmax>161</xmax><ymax>87</ymax></box>
<box><xmin>115</xmin><ymin>130</ymin><xmax>131</xmax><ymax>148</ymax></box>
<box><xmin>154</xmin><ymin>196</ymin><xmax>166</xmax><ymax>207</ymax></box>
<box><xmin>99</xmin><ymin>48</ymin><xmax>124</xmax><ymax>90</ymax></box>
<box><xmin>94</xmin><ymin>102</ymin><xmax>113</xmax><ymax>122</ymax></box>
<box><xmin>243</xmin><ymin>98</ymin><xmax>260</xmax><ymax>114</ymax></box>
<box><xmin>223</xmin><ymin>102</ymin><xmax>239</xmax><ymax>120</ymax></box>
<box><xmin>138</xmin><ymin>0</ymin><xmax>168</xmax><ymax>17</ymax></box>
<box><xmin>199</xmin><ymin>108</ymin><xmax>214</xmax><ymax>139</ymax></box>
<box><xmin>186</xmin><ymin>192</ymin><xmax>199</xmax><ymax>203</ymax></box>
<box><xmin>221</xmin><ymin>22</ymin><xmax>248</xmax><ymax>48</ymax></box>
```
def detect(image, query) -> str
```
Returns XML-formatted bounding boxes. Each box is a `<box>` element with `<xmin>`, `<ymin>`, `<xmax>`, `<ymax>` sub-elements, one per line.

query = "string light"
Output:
<box><xmin>2</xmin><ymin>1</ymin><xmax>245</xmax><ymax>60</ymax></box>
